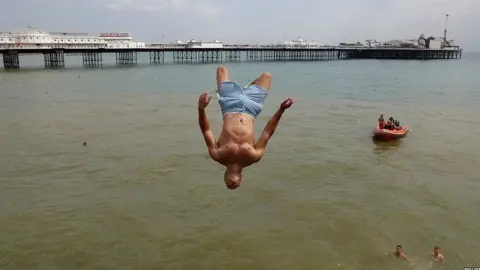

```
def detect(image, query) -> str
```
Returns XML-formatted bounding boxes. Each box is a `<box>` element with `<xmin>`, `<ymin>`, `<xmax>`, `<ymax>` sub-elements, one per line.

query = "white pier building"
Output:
<box><xmin>186</xmin><ymin>39</ymin><xmax>223</xmax><ymax>49</ymax></box>
<box><xmin>279</xmin><ymin>37</ymin><xmax>324</xmax><ymax>48</ymax></box>
<box><xmin>170</xmin><ymin>39</ymin><xmax>223</xmax><ymax>49</ymax></box>
<box><xmin>0</xmin><ymin>26</ymin><xmax>146</xmax><ymax>50</ymax></box>
<box><xmin>98</xmin><ymin>32</ymin><xmax>146</xmax><ymax>48</ymax></box>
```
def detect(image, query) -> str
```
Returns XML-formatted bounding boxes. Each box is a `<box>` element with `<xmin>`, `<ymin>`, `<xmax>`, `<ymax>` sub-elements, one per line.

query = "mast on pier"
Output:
<box><xmin>443</xmin><ymin>14</ymin><xmax>449</xmax><ymax>46</ymax></box>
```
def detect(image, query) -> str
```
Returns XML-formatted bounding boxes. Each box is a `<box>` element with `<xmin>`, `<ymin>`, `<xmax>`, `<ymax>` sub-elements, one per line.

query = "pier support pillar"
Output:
<box><xmin>44</xmin><ymin>51</ymin><xmax>65</xmax><ymax>68</ymax></box>
<box><xmin>246</xmin><ymin>50</ymin><xmax>261</xmax><ymax>62</ymax></box>
<box><xmin>3</xmin><ymin>52</ymin><xmax>20</xmax><ymax>69</ymax></box>
<box><xmin>225</xmin><ymin>50</ymin><xmax>241</xmax><ymax>62</ymax></box>
<box><xmin>82</xmin><ymin>52</ymin><xmax>103</xmax><ymax>68</ymax></box>
<box><xmin>173</xmin><ymin>51</ymin><xmax>198</xmax><ymax>64</ymax></box>
<box><xmin>173</xmin><ymin>51</ymin><xmax>181</xmax><ymax>63</ymax></box>
<box><xmin>264</xmin><ymin>50</ymin><xmax>273</xmax><ymax>61</ymax></box>
<box><xmin>116</xmin><ymin>51</ymin><xmax>137</xmax><ymax>66</ymax></box>
<box><xmin>198</xmin><ymin>50</ymin><xmax>222</xmax><ymax>64</ymax></box>
<box><xmin>149</xmin><ymin>51</ymin><xmax>164</xmax><ymax>64</ymax></box>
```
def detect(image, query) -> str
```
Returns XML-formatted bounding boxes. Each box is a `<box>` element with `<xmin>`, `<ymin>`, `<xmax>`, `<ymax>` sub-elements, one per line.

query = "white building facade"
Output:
<box><xmin>98</xmin><ymin>32</ymin><xmax>146</xmax><ymax>49</ymax></box>
<box><xmin>50</xmin><ymin>32</ymin><xmax>106</xmax><ymax>48</ymax></box>
<box><xmin>280</xmin><ymin>38</ymin><xmax>323</xmax><ymax>48</ymax></box>
<box><xmin>0</xmin><ymin>27</ymin><xmax>145</xmax><ymax>49</ymax></box>
<box><xmin>186</xmin><ymin>39</ymin><xmax>223</xmax><ymax>49</ymax></box>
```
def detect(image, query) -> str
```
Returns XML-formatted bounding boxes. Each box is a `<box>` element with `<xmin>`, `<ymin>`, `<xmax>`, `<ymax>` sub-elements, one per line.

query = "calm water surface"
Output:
<box><xmin>1</xmin><ymin>55</ymin><xmax>479</xmax><ymax>270</ymax></box>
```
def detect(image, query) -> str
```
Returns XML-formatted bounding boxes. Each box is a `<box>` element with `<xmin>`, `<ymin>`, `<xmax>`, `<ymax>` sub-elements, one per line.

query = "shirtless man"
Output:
<box><xmin>431</xmin><ymin>246</ymin><xmax>445</xmax><ymax>266</ymax></box>
<box><xmin>197</xmin><ymin>65</ymin><xmax>294</xmax><ymax>190</ymax></box>
<box><xmin>393</xmin><ymin>245</ymin><xmax>409</xmax><ymax>261</ymax></box>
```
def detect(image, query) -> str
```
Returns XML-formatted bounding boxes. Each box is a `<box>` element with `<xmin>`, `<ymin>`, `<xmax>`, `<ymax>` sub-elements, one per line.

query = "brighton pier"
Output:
<box><xmin>0</xmin><ymin>27</ymin><xmax>463</xmax><ymax>70</ymax></box>
<box><xmin>0</xmin><ymin>46</ymin><xmax>463</xmax><ymax>70</ymax></box>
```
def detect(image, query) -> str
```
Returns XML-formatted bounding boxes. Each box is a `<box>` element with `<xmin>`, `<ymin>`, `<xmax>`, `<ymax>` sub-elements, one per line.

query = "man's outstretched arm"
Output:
<box><xmin>254</xmin><ymin>97</ymin><xmax>294</xmax><ymax>160</ymax></box>
<box><xmin>198</xmin><ymin>108</ymin><xmax>219</xmax><ymax>161</ymax></box>
<box><xmin>198</xmin><ymin>93</ymin><xmax>220</xmax><ymax>161</ymax></box>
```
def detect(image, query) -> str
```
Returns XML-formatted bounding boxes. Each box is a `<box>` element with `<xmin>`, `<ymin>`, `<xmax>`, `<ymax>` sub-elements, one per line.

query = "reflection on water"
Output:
<box><xmin>372</xmin><ymin>138</ymin><xmax>405</xmax><ymax>154</ymax></box>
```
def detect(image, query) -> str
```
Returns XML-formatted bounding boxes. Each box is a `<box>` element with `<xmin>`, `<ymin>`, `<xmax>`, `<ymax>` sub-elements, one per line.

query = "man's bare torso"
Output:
<box><xmin>216</xmin><ymin>113</ymin><xmax>259</xmax><ymax>166</ymax></box>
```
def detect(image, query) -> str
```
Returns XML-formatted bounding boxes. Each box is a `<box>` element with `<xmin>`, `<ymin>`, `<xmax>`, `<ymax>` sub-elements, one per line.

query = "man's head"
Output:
<box><xmin>224</xmin><ymin>164</ymin><xmax>243</xmax><ymax>190</ymax></box>
<box><xmin>396</xmin><ymin>245</ymin><xmax>403</xmax><ymax>254</ymax></box>
<box><xmin>433</xmin><ymin>246</ymin><xmax>440</xmax><ymax>255</ymax></box>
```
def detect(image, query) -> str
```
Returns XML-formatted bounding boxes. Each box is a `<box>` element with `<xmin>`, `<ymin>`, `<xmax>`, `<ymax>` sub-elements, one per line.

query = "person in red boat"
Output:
<box><xmin>378</xmin><ymin>114</ymin><xmax>385</xmax><ymax>129</ymax></box>
<box><xmin>385</xmin><ymin>116</ymin><xmax>396</xmax><ymax>130</ymax></box>
<box><xmin>394</xmin><ymin>119</ymin><xmax>402</xmax><ymax>130</ymax></box>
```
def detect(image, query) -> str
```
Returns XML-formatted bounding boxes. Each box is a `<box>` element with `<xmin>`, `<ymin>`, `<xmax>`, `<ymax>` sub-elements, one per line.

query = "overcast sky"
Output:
<box><xmin>1</xmin><ymin>0</ymin><xmax>478</xmax><ymax>51</ymax></box>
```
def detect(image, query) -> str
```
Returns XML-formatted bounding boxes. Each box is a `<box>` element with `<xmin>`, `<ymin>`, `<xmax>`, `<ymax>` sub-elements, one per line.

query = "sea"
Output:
<box><xmin>0</xmin><ymin>53</ymin><xmax>479</xmax><ymax>270</ymax></box>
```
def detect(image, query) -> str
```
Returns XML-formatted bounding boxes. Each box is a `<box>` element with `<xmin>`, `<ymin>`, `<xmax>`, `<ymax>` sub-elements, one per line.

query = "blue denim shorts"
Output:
<box><xmin>218</xmin><ymin>81</ymin><xmax>268</xmax><ymax>119</ymax></box>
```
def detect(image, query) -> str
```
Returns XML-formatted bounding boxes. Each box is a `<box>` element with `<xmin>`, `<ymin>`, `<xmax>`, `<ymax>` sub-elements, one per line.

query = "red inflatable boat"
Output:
<box><xmin>373</xmin><ymin>126</ymin><xmax>409</xmax><ymax>141</ymax></box>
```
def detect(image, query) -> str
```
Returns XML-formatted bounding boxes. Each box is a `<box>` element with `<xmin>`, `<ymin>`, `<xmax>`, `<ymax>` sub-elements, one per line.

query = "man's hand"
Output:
<box><xmin>198</xmin><ymin>92</ymin><xmax>212</xmax><ymax>110</ymax></box>
<box><xmin>280</xmin><ymin>97</ymin><xmax>294</xmax><ymax>111</ymax></box>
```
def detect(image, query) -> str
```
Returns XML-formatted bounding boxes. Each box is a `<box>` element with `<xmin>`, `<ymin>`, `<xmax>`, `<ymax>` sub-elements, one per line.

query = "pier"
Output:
<box><xmin>0</xmin><ymin>22</ymin><xmax>464</xmax><ymax>70</ymax></box>
<box><xmin>0</xmin><ymin>47</ymin><xmax>463</xmax><ymax>70</ymax></box>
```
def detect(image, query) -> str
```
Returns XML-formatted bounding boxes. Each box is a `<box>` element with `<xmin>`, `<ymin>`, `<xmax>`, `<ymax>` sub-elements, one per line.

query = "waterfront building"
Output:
<box><xmin>98</xmin><ymin>32</ymin><xmax>145</xmax><ymax>48</ymax></box>
<box><xmin>338</xmin><ymin>41</ymin><xmax>366</xmax><ymax>48</ymax></box>
<box><xmin>186</xmin><ymin>39</ymin><xmax>223</xmax><ymax>49</ymax></box>
<box><xmin>0</xmin><ymin>26</ymin><xmax>106</xmax><ymax>49</ymax></box>
<box><xmin>279</xmin><ymin>37</ymin><xmax>323</xmax><ymax>48</ymax></box>
<box><xmin>0</xmin><ymin>26</ymin><xmax>146</xmax><ymax>49</ymax></box>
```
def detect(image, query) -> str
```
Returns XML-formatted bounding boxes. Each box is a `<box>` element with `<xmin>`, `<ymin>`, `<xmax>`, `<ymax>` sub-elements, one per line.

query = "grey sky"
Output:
<box><xmin>1</xmin><ymin>0</ymin><xmax>478</xmax><ymax>51</ymax></box>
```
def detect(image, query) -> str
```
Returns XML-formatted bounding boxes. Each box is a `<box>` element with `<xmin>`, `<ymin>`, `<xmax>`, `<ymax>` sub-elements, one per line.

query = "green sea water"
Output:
<box><xmin>0</xmin><ymin>54</ymin><xmax>479</xmax><ymax>269</ymax></box>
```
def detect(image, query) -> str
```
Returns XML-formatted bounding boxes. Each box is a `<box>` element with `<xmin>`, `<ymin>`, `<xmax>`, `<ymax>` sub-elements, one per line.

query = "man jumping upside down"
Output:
<box><xmin>198</xmin><ymin>65</ymin><xmax>294</xmax><ymax>190</ymax></box>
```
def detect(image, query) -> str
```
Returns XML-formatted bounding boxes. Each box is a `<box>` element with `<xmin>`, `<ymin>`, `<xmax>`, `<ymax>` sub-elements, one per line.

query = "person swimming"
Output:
<box><xmin>393</xmin><ymin>245</ymin><xmax>409</xmax><ymax>261</ymax></box>
<box><xmin>431</xmin><ymin>246</ymin><xmax>444</xmax><ymax>266</ymax></box>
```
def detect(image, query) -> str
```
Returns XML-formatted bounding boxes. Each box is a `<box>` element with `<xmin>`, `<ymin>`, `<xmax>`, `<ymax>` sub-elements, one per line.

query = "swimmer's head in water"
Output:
<box><xmin>433</xmin><ymin>246</ymin><xmax>440</xmax><ymax>254</ymax></box>
<box><xmin>396</xmin><ymin>245</ymin><xmax>403</xmax><ymax>254</ymax></box>
<box><xmin>224</xmin><ymin>165</ymin><xmax>242</xmax><ymax>190</ymax></box>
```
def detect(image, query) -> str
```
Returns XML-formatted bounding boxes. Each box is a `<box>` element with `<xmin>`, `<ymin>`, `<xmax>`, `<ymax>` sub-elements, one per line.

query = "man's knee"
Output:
<box><xmin>260</xmin><ymin>72</ymin><xmax>272</xmax><ymax>80</ymax></box>
<box><xmin>255</xmin><ymin>72</ymin><xmax>272</xmax><ymax>90</ymax></box>
<box><xmin>217</xmin><ymin>66</ymin><xmax>229</xmax><ymax>87</ymax></box>
<box><xmin>217</xmin><ymin>65</ymin><xmax>227</xmax><ymax>74</ymax></box>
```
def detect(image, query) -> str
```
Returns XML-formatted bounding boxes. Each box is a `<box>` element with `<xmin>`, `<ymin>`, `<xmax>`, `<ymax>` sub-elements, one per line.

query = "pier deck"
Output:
<box><xmin>0</xmin><ymin>46</ymin><xmax>462</xmax><ymax>70</ymax></box>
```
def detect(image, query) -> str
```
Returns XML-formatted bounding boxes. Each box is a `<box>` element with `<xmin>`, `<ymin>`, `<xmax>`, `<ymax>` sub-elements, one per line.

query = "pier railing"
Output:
<box><xmin>0</xmin><ymin>43</ymin><xmax>464</xmax><ymax>51</ymax></box>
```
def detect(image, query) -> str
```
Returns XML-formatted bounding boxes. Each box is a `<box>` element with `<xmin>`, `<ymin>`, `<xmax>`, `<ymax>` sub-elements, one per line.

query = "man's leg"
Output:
<box><xmin>216</xmin><ymin>65</ymin><xmax>230</xmax><ymax>90</ymax></box>
<box><xmin>217</xmin><ymin>66</ymin><xmax>245</xmax><ymax>116</ymax></box>
<box><xmin>247</xmin><ymin>72</ymin><xmax>272</xmax><ymax>90</ymax></box>
<box><xmin>247</xmin><ymin>78</ymin><xmax>258</xmax><ymax>87</ymax></box>
<box><xmin>241</xmin><ymin>72</ymin><xmax>272</xmax><ymax>118</ymax></box>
